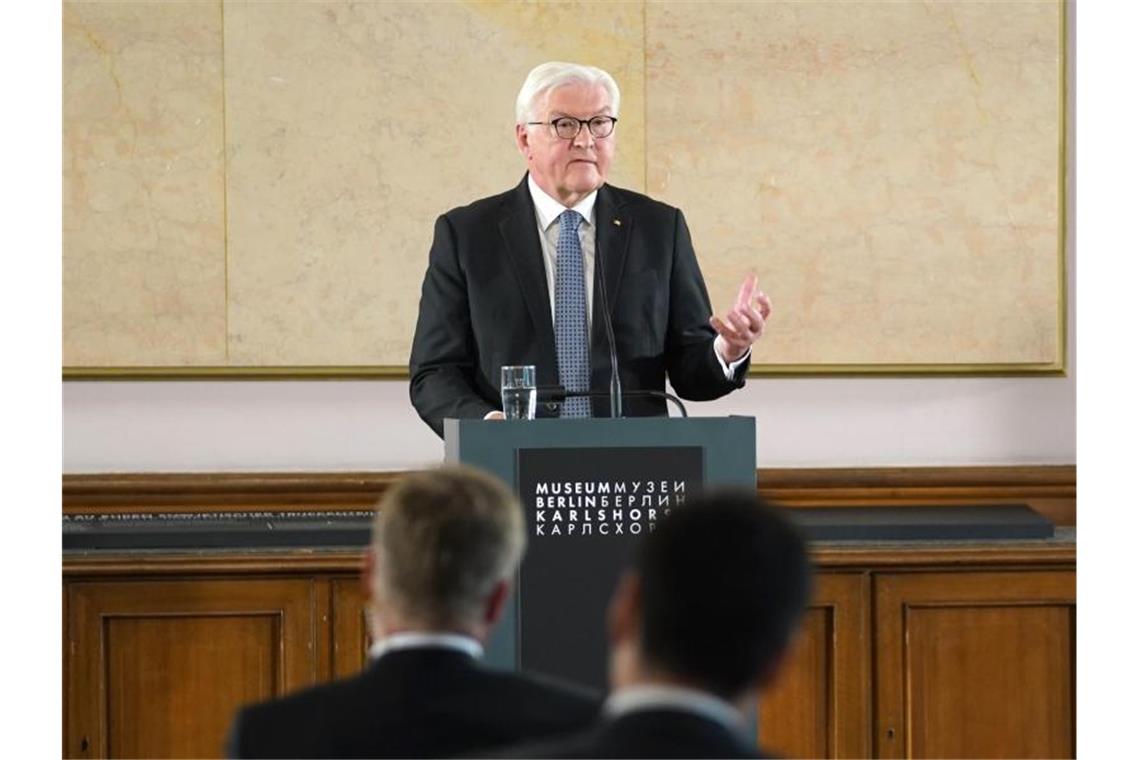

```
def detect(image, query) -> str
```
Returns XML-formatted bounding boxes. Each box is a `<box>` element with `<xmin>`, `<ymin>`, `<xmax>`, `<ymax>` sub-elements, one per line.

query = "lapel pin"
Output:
<box><xmin>613</xmin><ymin>218</ymin><xmax>622</xmax><ymax>226</ymax></box>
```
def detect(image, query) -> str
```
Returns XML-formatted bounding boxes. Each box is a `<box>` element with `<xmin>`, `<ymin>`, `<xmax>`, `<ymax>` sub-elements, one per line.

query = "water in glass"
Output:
<box><xmin>501</xmin><ymin>386</ymin><xmax>537</xmax><ymax>420</ymax></box>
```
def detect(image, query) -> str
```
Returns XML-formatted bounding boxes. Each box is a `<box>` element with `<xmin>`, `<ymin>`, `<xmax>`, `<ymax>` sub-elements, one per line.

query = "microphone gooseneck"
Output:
<box><xmin>594</xmin><ymin>232</ymin><xmax>623</xmax><ymax>418</ymax></box>
<box><xmin>537</xmin><ymin>386</ymin><xmax>688</xmax><ymax>418</ymax></box>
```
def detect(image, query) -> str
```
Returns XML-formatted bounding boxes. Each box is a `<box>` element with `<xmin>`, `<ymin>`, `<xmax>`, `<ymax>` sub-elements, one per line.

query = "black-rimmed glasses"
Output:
<box><xmin>527</xmin><ymin>115</ymin><xmax>618</xmax><ymax>140</ymax></box>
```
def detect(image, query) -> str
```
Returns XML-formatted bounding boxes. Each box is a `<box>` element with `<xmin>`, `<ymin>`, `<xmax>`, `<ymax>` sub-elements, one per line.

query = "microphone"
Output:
<box><xmin>594</xmin><ymin>239</ymin><xmax>623</xmax><ymax>418</ymax></box>
<box><xmin>537</xmin><ymin>386</ymin><xmax>688</xmax><ymax>418</ymax></box>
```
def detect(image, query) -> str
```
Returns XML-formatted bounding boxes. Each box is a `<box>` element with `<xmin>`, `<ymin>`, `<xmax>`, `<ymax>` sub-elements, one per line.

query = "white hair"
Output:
<box><xmin>515</xmin><ymin>61</ymin><xmax>621</xmax><ymax>124</ymax></box>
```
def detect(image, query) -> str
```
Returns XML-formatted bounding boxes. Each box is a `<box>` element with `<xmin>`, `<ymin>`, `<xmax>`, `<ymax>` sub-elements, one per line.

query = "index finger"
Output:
<box><xmin>736</xmin><ymin>273</ymin><xmax>758</xmax><ymax>309</ymax></box>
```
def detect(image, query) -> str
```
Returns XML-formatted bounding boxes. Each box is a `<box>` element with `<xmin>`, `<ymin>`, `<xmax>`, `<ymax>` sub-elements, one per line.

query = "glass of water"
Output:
<box><xmin>500</xmin><ymin>365</ymin><xmax>537</xmax><ymax>420</ymax></box>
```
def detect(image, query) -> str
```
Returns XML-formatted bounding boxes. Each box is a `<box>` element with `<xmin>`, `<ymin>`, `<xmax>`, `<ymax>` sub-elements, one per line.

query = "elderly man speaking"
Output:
<box><xmin>410</xmin><ymin>61</ymin><xmax>771</xmax><ymax>437</ymax></box>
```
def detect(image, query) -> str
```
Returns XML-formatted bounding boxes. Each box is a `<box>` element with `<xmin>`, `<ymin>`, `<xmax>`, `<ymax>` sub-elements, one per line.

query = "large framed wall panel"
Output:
<box><xmin>63</xmin><ymin>1</ymin><xmax>1065</xmax><ymax>376</ymax></box>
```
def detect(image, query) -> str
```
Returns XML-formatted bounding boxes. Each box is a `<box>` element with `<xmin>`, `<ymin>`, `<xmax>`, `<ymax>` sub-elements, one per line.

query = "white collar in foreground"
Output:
<box><xmin>528</xmin><ymin>174</ymin><xmax>597</xmax><ymax>231</ymax></box>
<box><xmin>604</xmin><ymin>684</ymin><xmax>745</xmax><ymax>731</ymax></box>
<box><xmin>368</xmin><ymin>632</ymin><xmax>483</xmax><ymax>661</ymax></box>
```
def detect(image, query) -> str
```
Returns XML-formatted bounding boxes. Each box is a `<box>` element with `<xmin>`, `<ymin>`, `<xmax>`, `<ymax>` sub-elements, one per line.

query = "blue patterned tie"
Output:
<box><xmin>554</xmin><ymin>210</ymin><xmax>591</xmax><ymax>417</ymax></box>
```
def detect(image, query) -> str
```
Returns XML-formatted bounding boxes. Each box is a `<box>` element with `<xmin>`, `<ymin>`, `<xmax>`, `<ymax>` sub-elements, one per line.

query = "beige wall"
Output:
<box><xmin>63</xmin><ymin>0</ymin><xmax>1064</xmax><ymax>372</ymax></box>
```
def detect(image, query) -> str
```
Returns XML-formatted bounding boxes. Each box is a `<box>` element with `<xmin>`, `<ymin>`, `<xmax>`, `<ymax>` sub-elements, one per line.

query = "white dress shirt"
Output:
<box><xmin>528</xmin><ymin>174</ymin><xmax>597</xmax><ymax>331</ymax></box>
<box><xmin>368</xmin><ymin>631</ymin><xmax>484</xmax><ymax>661</ymax></box>
<box><xmin>604</xmin><ymin>684</ymin><xmax>746</xmax><ymax>731</ymax></box>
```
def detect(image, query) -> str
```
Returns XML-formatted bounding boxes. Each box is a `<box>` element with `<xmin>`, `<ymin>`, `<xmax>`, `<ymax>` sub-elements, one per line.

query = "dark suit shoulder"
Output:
<box><xmin>230</xmin><ymin>655</ymin><xmax>601</xmax><ymax>759</ymax></box>
<box><xmin>229</xmin><ymin>671</ymin><xmax>374</xmax><ymax>758</ymax></box>
<box><xmin>477</xmin><ymin>664</ymin><xmax>601</xmax><ymax>715</ymax></box>
<box><xmin>602</xmin><ymin>183</ymin><xmax>678</xmax><ymax>214</ymax></box>
<box><xmin>500</xmin><ymin>709</ymin><xmax>763</xmax><ymax>759</ymax></box>
<box><xmin>441</xmin><ymin>185</ymin><xmax>520</xmax><ymax>227</ymax></box>
<box><xmin>241</xmin><ymin>671</ymin><xmax>364</xmax><ymax>717</ymax></box>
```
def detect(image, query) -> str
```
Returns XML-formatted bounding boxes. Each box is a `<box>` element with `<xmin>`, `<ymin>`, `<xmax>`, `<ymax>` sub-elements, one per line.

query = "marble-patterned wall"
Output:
<box><xmin>64</xmin><ymin>0</ymin><xmax>226</xmax><ymax>366</ymax></box>
<box><xmin>648</xmin><ymin>1</ymin><xmax>1062</xmax><ymax>366</ymax></box>
<box><xmin>63</xmin><ymin>0</ymin><xmax>1063</xmax><ymax>371</ymax></box>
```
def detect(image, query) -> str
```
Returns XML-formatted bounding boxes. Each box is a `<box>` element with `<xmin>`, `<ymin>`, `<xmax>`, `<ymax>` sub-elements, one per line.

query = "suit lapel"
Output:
<box><xmin>498</xmin><ymin>178</ymin><xmax>558</xmax><ymax>384</ymax></box>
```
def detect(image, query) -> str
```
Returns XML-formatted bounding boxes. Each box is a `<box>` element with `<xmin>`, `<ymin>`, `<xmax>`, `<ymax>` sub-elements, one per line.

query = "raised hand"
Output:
<box><xmin>709</xmin><ymin>273</ymin><xmax>772</xmax><ymax>363</ymax></box>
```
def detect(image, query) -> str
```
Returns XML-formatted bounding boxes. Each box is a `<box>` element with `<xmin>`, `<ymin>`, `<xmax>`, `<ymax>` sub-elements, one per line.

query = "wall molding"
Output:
<box><xmin>64</xmin><ymin>465</ymin><xmax>1075</xmax><ymax>525</ymax></box>
<box><xmin>62</xmin><ymin>540</ymin><xmax>1075</xmax><ymax>578</ymax></box>
<box><xmin>756</xmin><ymin>465</ymin><xmax>1075</xmax><ymax>526</ymax></box>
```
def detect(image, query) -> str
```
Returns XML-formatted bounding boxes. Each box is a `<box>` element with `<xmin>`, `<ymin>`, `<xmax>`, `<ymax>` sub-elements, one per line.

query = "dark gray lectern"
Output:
<box><xmin>444</xmin><ymin>416</ymin><xmax>755</xmax><ymax>692</ymax></box>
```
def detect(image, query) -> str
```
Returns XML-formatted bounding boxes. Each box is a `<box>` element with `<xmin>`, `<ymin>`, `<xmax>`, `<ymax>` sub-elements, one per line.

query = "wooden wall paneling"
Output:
<box><xmin>63</xmin><ymin>583</ymin><xmax>69</xmax><ymax>754</ymax></box>
<box><xmin>874</xmin><ymin>570</ymin><xmax>1076</xmax><ymax>759</ymax></box>
<box><xmin>812</xmin><ymin>543</ymin><xmax>1075</xmax><ymax>572</ymax></box>
<box><xmin>63</xmin><ymin>466</ymin><xmax>1076</xmax><ymax>526</ymax></box>
<box><xmin>61</xmin><ymin>467</ymin><xmax>1076</xmax><ymax>759</ymax></box>
<box><xmin>62</xmin><ymin>472</ymin><xmax>402</xmax><ymax>515</ymax></box>
<box><xmin>758</xmin><ymin>466</ymin><xmax>1076</xmax><ymax>526</ymax></box>
<box><xmin>314</xmin><ymin>578</ymin><xmax>332</xmax><ymax>683</ymax></box>
<box><xmin>759</xmin><ymin>572</ymin><xmax>872</xmax><ymax>758</ymax></box>
<box><xmin>64</xmin><ymin>553</ymin><xmax>363</xmax><ymax>578</ymax></box>
<box><xmin>66</xmin><ymin>578</ymin><xmax>319</xmax><ymax>759</ymax></box>
<box><xmin>331</xmin><ymin>577</ymin><xmax>372</xmax><ymax>679</ymax></box>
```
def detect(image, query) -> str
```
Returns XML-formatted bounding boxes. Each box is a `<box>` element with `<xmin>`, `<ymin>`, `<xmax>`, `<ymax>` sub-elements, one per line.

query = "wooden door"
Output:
<box><xmin>875</xmin><ymin>570</ymin><xmax>1075</xmax><ymax>759</ymax></box>
<box><xmin>331</xmin><ymin>577</ymin><xmax>373</xmax><ymax>678</ymax></box>
<box><xmin>67</xmin><ymin>578</ymin><xmax>318</xmax><ymax>759</ymax></box>
<box><xmin>758</xmin><ymin>572</ymin><xmax>872</xmax><ymax>758</ymax></box>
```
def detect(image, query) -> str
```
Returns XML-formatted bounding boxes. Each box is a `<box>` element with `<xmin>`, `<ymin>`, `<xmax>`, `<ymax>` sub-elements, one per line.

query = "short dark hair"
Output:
<box><xmin>637</xmin><ymin>491</ymin><xmax>811</xmax><ymax>699</ymax></box>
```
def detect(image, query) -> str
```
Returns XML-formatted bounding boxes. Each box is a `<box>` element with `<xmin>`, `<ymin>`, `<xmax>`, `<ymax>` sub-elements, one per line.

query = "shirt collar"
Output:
<box><xmin>368</xmin><ymin>632</ymin><xmax>484</xmax><ymax>661</ymax></box>
<box><xmin>527</xmin><ymin>173</ymin><xmax>597</xmax><ymax>231</ymax></box>
<box><xmin>604</xmin><ymin>684</ymin><xmax>746</xmax><ymax>731</ymax></box>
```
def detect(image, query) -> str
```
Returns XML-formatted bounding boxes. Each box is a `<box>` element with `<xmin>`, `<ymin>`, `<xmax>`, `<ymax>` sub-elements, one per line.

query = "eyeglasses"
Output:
<box><xmin>527</xmin><ymin>115</ymin><xmax>618</xmax><ymax>140</ymax></box>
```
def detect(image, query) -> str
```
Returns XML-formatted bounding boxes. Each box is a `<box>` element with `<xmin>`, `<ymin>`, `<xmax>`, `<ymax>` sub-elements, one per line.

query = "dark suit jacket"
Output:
<box><xmin>226</xmin><ymin>648</ymin><xmax>601</xmax><ymax>759</ymax></box>
<box><xmin>409</xmin><ymin>176</ymin><xmax>748</xmax><ymax>437</ymax></box>
<box><xmin>498</xmin><ymin>708</ymin><xmax>764</xmax><ymax>759</ymax></box>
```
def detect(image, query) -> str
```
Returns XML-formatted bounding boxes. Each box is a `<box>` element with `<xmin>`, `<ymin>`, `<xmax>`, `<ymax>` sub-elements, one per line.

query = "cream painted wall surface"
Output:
<box><xmin>61</xmin><ymin>371</ymin><xmax>1075</xmax><ymax>472</ymax></box>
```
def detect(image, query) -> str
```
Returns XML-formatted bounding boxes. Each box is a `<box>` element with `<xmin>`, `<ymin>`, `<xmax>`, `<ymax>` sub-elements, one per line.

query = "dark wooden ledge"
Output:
<box><xmin>63</xmin><ymin>465</ymin><xmax>1075</xmax><ymax>525</ymax></box>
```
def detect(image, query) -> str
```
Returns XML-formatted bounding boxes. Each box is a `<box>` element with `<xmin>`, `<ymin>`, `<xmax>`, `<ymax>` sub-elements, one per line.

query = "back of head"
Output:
<box><xmin>637</xmin><ymin>492</ymin><xmax>811</xmax><ymax>700</ymax></box>
<box><xmin>515</xmin><ymin>61</ymin><xmax>622</xmax><ymax>123</ymax></box>
<box><xmin>371</xmin><ymin>465</ymin><xmax>525</xmax><ymax>629</ymax></box>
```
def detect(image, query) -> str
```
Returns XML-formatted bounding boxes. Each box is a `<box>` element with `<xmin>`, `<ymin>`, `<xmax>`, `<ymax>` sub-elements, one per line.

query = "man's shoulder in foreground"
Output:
<box><xmin>496</xmin><ymin>708</ymin><xmax>764</xmax><ymax>759</ymax></box>
<box><xmin>227</xmin><ymin>652</ymin><xmax>600</xmax><ymax>759</ymax></box>
<box><xmin>468</xmin><ymin>663</ymin><xmax>602</xmax><ymax>727</ymax></box>
<box><xmin>226</xmin><ymin>667</ymin><xmax>370</xmax><ymax>759</ymax></box>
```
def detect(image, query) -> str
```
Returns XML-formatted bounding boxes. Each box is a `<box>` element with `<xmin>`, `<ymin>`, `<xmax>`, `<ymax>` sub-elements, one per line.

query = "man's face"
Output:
<box><xmin>516</xmin><ymin>82</ymin><xmax>616</xmax><ymax>206</ymax></box>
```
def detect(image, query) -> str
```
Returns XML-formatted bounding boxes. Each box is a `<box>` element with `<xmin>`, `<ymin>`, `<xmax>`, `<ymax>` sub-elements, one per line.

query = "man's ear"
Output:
<box><xmin>483</xmin><ymin>579</ymin><xmax>512</xmax><ymax>628</ymax></box>
<box><xmin>515</xmin><ymin>123</ymin><xmax>531</xmax><ymax>159</ymax></box>
<box><xmin>607</xmin><ymin>571</ymin><xmax>642</xmax><ymax>645</ymax></box>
